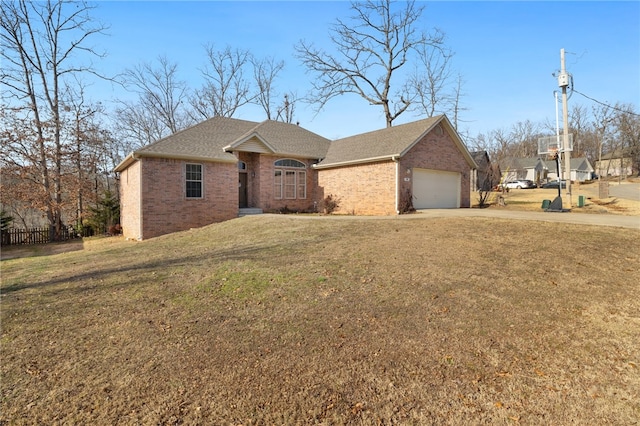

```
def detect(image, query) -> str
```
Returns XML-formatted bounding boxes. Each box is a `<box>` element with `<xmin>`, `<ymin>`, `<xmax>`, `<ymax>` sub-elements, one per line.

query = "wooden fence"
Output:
<box><xmin>1</xmin><ymin>226</ymin><xmax>89</xmax><ymax>246</ymax></box>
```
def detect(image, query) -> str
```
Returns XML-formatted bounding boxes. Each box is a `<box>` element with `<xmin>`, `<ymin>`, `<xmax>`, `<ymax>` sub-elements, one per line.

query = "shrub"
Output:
<box><xmin>86</xmin><ymin>190</ymin><xmax>120</xmax><ymax>234</ymax></box>
<box><xmin>1</xmin><ymin>210</ymin><xmax>13</xmax><ymax>231</ymax></box>
<box><xmin>398</xmin><ymin>188</ymin><xmax>415</xmax><ymax>214</ymax></box>
<box><xmin>321</xmin><ymin>194</ymin><xmax>340</xmax><ymax>214</ymax></box>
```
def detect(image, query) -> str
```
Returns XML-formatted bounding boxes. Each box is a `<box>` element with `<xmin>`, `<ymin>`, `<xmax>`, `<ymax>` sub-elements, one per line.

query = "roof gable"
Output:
<box><xmin>224</xmin><ymin>120</ymin><xmax>330</xmax><ymax>159</ymax></box>
<box><xmin>114</xmin><ymin>117</ymin><xmax>256</xmax><ymax>171</ymax></box>
<box><xmin>115</xmin><ymin>117</ymin><xmax>330</xmax><ymax>172</ymax></box>
<box><xmin>114</xmin><ymin>115</ymin><xmax>476</xmax><ymax>173</ymax></box>
<box><xmin>315</xmin><ymin>115</ymin><xmax>476</xmax><ymax>169</ymax></box>
<box><xmin>570</xmin><ymin>157</ymin><xmax>594</xmax><ymax>171</ymax></box>
<box><xmin>229</xmin><ymin>133</ymin><xmax>276</xmax><ymax>154</ymax></box>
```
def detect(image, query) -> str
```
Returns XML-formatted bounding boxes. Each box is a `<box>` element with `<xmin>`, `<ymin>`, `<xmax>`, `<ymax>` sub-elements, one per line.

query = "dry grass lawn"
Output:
<box><xmin>1</xmin><ymin>215</ymin><xmax>639</xmax><ymax>425</ymax></box>
<box><xmin>479</xmin><ymin>178</ymin><xmax>640</xmax><ymax>216</ymax></box>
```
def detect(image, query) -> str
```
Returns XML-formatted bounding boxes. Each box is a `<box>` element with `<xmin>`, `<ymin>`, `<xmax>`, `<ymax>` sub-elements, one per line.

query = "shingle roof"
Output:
<box><xmin>115</xmin><ymin>117</ymin><xmax>330</xmax><ymax>172</ymax></box>
<box><xmin>115</xmin><ymin>115</ymin><xmax>476</xmax><ymax>173</ymax></box>
<box><xmin>224</xmin><ymin>120</ymin><xmax>331</xmax><ymax>158</ymax></box>
<box><xmin>114</xmin><ymin>117</ymin><xmax>255</xmax><ymax>172</ymax></box>
<box><xmin>316</xmin><ymin>116</ymin><xmax>475</xmax><ymax>169</ymax></box>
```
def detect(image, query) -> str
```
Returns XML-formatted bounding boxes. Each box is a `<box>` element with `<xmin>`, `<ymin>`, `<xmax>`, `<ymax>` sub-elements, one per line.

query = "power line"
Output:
<box><xmin>571</xmin><ymin>88</ymin><xmax>640</xmax><ymax>117</ymax></box>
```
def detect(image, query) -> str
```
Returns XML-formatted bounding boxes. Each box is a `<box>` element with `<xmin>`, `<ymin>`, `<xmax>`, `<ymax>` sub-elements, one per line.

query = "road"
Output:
<box><xmin>607</xmin><ymin>182</ymin><xmax>640</xmax><ymax>201</ymax></box>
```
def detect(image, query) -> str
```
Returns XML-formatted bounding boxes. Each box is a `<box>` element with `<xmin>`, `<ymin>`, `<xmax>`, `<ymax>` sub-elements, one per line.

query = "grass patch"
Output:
<box><xmin>1</xmin><ymin>215</ymin><xmax>639</xmax><ymax>424</ymax></box>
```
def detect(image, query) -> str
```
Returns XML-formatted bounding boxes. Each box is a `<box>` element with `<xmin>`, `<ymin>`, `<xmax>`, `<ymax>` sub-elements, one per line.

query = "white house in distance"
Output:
<box><xmin>595</xmin><ymin>148</ymin><xmax>634</xmax><ymax>177</ymax></box>
<box><xmin>500</xmin><ymin>157</ymin><xmax>594</xmax><ymax>184</ymax></box>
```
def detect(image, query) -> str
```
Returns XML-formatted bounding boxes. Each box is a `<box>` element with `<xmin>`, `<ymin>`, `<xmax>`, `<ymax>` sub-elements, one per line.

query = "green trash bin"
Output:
<box><xmin>578</xmin><ymin>195</ymin><xmax>585</xmax><ymax>207</ymax></box>
<box><xmin>541</xmin><ymin>199</ymin><xmax>551</xmax><ymax>209</ymax></box>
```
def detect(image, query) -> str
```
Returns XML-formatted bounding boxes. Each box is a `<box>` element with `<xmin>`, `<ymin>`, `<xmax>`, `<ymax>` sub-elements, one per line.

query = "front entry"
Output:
<box><xmin>239</xmin><ymin>172</ymin><xmax>248</xmax><ymax>208</ymax></box>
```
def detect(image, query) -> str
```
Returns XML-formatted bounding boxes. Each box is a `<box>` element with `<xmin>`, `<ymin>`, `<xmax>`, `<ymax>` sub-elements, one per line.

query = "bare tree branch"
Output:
<box><xmin>295</xmin><ymin>0</ymin><xmax>457</xmax><ymax>127</ymax></box>
<box><xmin>251</xmin><ymin>56</ymin><xmax>285</xmax><ymax>120</ymax></box>
<box><xmin>0</xmin><ymin>0</ymin><xmax>107</xmax><ymax>238</ymax></box>
<box><xmin>189</xmin><ymin>44</ymin><xmax>252</xmax><ymax>120</ymax></box>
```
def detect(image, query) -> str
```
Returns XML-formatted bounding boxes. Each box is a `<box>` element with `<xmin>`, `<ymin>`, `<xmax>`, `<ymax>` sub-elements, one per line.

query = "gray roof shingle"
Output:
<box><xmin>317</xmin><ymin>116</ymin><xmax>443</xmax><ymax>168</ymax></box>
<box><xmin>225</xmin><ymin>120</ymin><xmax>331</xmax><ymax>158</ymax></box>
<box><xmin>135</xmin><ymin>116</ymin><xmax>256</xmax><ymax>162</ymax></box>
<box><xmin>115</xmin><ymin>115</ymin><xmax>476</xmax><ymax>172</ymax></box>
<box><xmin>115</xmin><ymin>117</ymin><xmax>330</xmax><ymax>171</ymax></box>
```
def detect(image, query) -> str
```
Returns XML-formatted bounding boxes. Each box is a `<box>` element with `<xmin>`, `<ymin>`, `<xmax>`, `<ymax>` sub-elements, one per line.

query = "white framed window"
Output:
<box><xmin>185</xmin><ymin>163</ymin><xmax>203</xmax><ymax>198</ymax></box>
<box><xmin>274</xmin><ymin>170</ymin><xmax>283</xmax><ymax>199</ymax></box>
<box><xmin>274</xmin><ymin>159</ymin><xmax>306</xmax><ymax>200</ymax></box>
<box><xmin>297</xmin><ymin>170</ymin><xmax>307</xmax><ymax>199</ymax></box>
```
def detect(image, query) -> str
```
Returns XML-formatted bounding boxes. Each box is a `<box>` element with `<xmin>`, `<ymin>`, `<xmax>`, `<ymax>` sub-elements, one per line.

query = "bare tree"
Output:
<box><xmin>0</xmin><ymin>0</ymin><xmax>106</xmax><ymax>239</ymax></box>
<box><xmin>190</xmin><ymin>45</ymin><xmax>252</xmax><ymax>119</ymax></box>
<box><xmin>567</xmin><ymin>104</ymin><xmax>590</xmax><ymax>159</ymax></box>
<box><xmin>409</xmin><ymin>41</ymin><xmax>465</xmax><ymax>128</ymax></box>
<box><xmin>613</xmin><ymin>104</ymin><xmax>640</xmax><ymax>176</ymax></box>
<box><xmin>61</xmin><ymin>80</ymin><xmax>108</xmax><ymax>229</ymax></box>
<box><xmin>115</xmin><ymin>100</ymin><xmax>167</xmax><ymax>149</ymax></box>
<box><xmin>275</xmin><ymin>93</ymin><xmax>300</xmax><ymax>124</ymax></box>
<box><xmin>450</xmin><ymin>74</ymin><xmax>467</xmax><ymax>131</ymax></box>
<box><xmin>118</xmin><ymin>55</ymin><xmax>191</xmax><ymax>144</ymax></box>
<box><xmin>509</xmin><ymin>120</ymin><xmax>543</xmax><ymax>158</ymax></box>
<box><xmin>252</xmin><ymin>56</ymin><xmax>284</xmax><ymax>120</ymax></box>
<box><xmin>295</xmin><ymin>0</ymin><xmax>451</xmax><ymax>127</ymax></box>
<box><xmin>591</xmin><ymin>104</ymin><xmax>616</xmax><ymax>177</ymax></box>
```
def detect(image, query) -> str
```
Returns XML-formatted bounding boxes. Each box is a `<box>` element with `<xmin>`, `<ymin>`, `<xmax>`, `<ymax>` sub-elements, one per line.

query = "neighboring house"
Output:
<box><xmin>115</xmin><ymin>115</ymin><xmax>477</xmax><ymax>240</ymax></box>
<box><xmin>544</xmin><ymin>157</ymin><xmax>594</xmax><ymax>182</ymax></box>
<box><xmin>500</xmin><ymin>156</ymin><xmax>593</xmax><ymax>185</ymax></box>
<box><xmin>595</xmin><ymin>148</ymin><xmax>633</xmax><ymax>177</ymax></box>
<box><xmin>500</xmin><ymin>157</ymin><xmax>547</xmax><ymax>184</ymax></box>
<box><xmin>470</xmin><ymin>151</ymin><xmax>497</xmax><ymax>191</ymax></box>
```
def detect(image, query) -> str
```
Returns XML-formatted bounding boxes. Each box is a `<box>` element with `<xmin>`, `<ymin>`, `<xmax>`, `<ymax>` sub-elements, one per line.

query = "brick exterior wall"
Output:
<box><xmin>318</xmin><ymin>161</ymin><xmax>397</xmax><ymax>215</ymax></box>
<box><xmin>317</xmin><ymin>123</ymin><xmax>472</xmax><ymax>215</ymax></box>
<box><xmin>119</xmin><ymin>123</ymin><xmax>471</xmax><ymax>239</ymax></box>
<box><xmin>122</xmin><ymin>157</ymin><xmax>238</xmax><ymax>240</ymax></box>
<box><xmin>399</xmin><ymin>124</ymin><xmax>472</xmax><ymax>208</ymax></box>
<box><xmin>239</xmin><ymin>153</ymin><xmax>318</xmax><ymax>213</ymax></box>
<box><xmin>119</xmin><ymin>160</ymin><xmax>142</xmax><ymax>240</ymax></box>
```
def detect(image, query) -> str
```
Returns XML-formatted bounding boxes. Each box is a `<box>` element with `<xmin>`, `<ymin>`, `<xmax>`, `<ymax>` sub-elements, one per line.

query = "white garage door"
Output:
<box><xmin>412</xmin><ymin>168</ymin><xmax>460</xmax><ymax>209</ymax></box>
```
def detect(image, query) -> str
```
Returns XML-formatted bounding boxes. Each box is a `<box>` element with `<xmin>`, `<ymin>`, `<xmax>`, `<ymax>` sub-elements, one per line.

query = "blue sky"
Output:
<box><xmin>89</xmin><ymin>1</ymin><xmax>640</xmax><ymax>140</ymax></box>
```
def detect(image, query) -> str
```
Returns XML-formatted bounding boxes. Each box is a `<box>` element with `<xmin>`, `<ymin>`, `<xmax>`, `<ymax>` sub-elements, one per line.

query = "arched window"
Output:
<box><xmin>237</xmin><ymin>161</ymin><xmax>247</xmax><ymax>170</ymax></box>
<box><xmin>274</xmin><ymin>159</ymin><xmax>305</xmax><ymax>168</ymax></box>
<box><xmin>274</xmin><ymin>159</ymin><xmax>306</xmax><ymax>200</ymax></box>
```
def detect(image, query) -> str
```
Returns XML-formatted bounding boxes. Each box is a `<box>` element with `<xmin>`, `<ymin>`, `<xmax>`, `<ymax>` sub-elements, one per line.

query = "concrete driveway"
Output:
<box><xmin>412</xmin><ymin>208</ymin><xmax>639</xmax><ymax>229</ymax></box>
<box><xmin>278</xmin><ymin>208</ymin><xmax>639</xmax><ymax>230</ymax></box>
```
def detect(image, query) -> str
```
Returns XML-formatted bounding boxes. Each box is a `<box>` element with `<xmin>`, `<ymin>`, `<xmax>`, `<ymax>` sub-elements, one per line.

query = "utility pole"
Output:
<box><xmin>558</xmin><ymin>48</ymin><xmax>572</xmax><ymax>208</ymax></box>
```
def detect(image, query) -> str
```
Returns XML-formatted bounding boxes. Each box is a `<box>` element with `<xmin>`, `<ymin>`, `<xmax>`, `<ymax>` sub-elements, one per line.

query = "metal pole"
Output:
<box><xmin>560</xmin><ymin>49</ymin><xmax>572</xmax><ymax>208</ymax></box>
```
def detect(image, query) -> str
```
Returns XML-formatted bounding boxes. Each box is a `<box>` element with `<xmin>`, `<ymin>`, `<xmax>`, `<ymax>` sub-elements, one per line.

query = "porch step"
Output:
<box><xmin>238</xmin><ymin>208</ymin><xmax>263</xmax><ymax>217</ymax></box>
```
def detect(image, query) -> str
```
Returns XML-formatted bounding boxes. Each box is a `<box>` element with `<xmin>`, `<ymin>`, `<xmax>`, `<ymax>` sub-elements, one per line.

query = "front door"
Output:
<box><xmin>239</xmin><ymin>172</ymin><xmax>248</xmax><ymax>208</ymax></box>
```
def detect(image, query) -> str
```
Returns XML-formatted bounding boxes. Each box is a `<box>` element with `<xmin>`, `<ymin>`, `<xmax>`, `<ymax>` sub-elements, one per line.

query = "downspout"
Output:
<box><xmin>392</xmin><ymin>156</ymin><xmax>400</xmax><ymax>214</ymax></box>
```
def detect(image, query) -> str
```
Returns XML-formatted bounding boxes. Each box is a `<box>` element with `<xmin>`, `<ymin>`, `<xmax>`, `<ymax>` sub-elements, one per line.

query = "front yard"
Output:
<box><xmin>1</xmin><ymin>215</ymin><xmax>639</xmax><ymax>424</ymax></box>
<box><xmin>476</xmin><ymin>179</ymin><xmax>640</xmax><ymax>215</ymax></box>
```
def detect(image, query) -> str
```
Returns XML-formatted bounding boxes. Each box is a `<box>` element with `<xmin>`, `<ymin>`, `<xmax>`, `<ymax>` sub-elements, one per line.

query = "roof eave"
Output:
<box><xmin>114</xmin><ymin>151</ymin><xmax>237</xmax><ymax>172</ymax></box>
<box><xmin>441</xmin><ymin>116</ymin><xmax>478</xmax><ymax>170</ymax></box>
<box><xmin>313</xmin><ymin>154</ymin><xmax>399</xmax><ymax>170</ymax></box>
<box><xmin>114</xmin><ymin>152</ymin><xmax>137</xmax><ymax>172</ymax></box>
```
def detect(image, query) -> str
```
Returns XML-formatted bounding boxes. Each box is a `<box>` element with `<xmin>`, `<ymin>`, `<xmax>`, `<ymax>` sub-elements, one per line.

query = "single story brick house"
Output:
<box><xmin>115</xmin><ymin>115</ymin><xmax>477</xmax><ymax>240</ymax></box>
